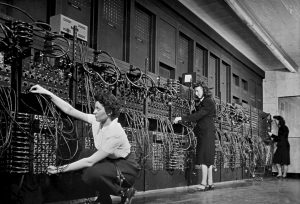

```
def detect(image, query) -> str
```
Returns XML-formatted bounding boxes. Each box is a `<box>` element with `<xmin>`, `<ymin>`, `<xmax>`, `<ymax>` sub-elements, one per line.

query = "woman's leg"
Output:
<box><xmin>81</xmin><ymin>160</ymin><xmax>119</xmax><ymax>195</ymax></box>
<box><xmin>276</xmin><ymin>164</ymin><xmax>282</xmax><ymax>176</ymax></box>
<box><xmin>207</xmin><ymin>165</ymin><xmax>213</xmax><ymax>185</ymax></box>
<box><xmin>201</xmin><ymin>164</ymin><xmax>208</xmax><ymax>185</ymax></box>
<box><xmin>196</xmin><ymin>164</ymin><xmax>207</xmax><ymax>191</ymax></box>
<box><xmin>283</xmin><ymin>165</ymin><xmax>288</xmax><ymax>177</ymax></box>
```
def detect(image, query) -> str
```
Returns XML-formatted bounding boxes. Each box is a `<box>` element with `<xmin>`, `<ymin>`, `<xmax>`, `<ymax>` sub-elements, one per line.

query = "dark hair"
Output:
<box><xmin>94</xmin><ymin>90</ymin><xmax>121</xmax><ymax>120</ymax></box>
<box><xmin>193</xmin><ymin>81</ymin><xmax>212</xmax><ymax>98</ymax></box>
<box><xmin>273</xmin><ymin>115</ymin><xmax>285</xmax><ymax>127</ymax></box>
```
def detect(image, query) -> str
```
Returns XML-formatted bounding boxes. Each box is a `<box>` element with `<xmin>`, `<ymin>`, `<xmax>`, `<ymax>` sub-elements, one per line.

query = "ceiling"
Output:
<box><xmin>178</xmin><ymin>0</ymin><xmax>300</xmax><ymax>73</ymax></box>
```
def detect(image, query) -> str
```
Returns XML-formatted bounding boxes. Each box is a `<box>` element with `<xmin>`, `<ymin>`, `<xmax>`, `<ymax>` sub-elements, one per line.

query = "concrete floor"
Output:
<box><xmin>45</xmin><ymin>177</ymin><xmax>300</xmax><ymax>204</ymax></box>
<box><xmin>115</xmin><ymin>178</ymin><xmax>300</xmax><ymax>204</ymax></box>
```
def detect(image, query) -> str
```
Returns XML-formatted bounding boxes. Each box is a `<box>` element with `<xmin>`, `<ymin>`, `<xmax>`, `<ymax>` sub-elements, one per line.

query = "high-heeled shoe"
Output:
<box><xmin>196</xmin><ymin>184</ymin><xmax>207</xmax><ymax>191</ymax></box>
<box><xmin>120</xmin><ymin>187</ymin><xmax>136</xmax><ymax>204</ymax></box>
<box><xmin>207</xmin><ymin>184</ymin><xmax>215</xmax><ymax>190</ymax></box>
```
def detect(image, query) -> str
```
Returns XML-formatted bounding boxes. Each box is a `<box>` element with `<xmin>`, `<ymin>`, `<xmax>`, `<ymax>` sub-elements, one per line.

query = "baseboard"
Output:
<box><xmin>286</xmin><ymin>173</ymin><xmax>300</xmax><ymax>179</ymax></box>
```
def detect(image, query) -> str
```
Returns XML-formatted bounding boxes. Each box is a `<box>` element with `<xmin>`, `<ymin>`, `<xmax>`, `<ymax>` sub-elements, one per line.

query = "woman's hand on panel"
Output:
<box><xmin>29</xmin><ymin>84</ymin><xmax>51</xmax><ymax>95</ymax></box>
<box><xmin>47</xmin><ymin>165</ymin><xmax>60</xmax><ymax>174</ymax></box>
<box><xmin>173</xmin><ymin>117</ymin><xmax>182</xmax><ymax>124</ymax></box>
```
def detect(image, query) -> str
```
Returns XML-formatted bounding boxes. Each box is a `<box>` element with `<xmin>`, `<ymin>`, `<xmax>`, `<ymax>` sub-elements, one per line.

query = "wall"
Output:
<box><xmin>263</xmin><ymin>70</ymin><xmax>300</xmax><ymax>173</ymax></box>
<box><xmin>135</xmin><ymin>0</ymin><xmax>264</xmax><ymax>107</ymax></box>
<box><xmin>263</xmin><ymin>71</ymin><xmax>300</xmax><ymax>114</ymax></box>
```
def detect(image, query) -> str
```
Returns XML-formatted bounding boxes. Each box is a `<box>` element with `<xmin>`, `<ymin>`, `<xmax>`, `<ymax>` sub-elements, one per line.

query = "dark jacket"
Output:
<box><xmin>272</xmin><ymin>125</ymin><xmax>289</xmax><ymax>147</ymax></box>
<box><xmin>181</xmin><ymin>97</ymin><xmax>216</xmax><ymax>134</ymax></box>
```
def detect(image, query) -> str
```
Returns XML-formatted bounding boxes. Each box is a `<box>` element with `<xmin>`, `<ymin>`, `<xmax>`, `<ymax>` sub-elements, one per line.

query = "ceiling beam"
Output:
<box><xmin>224</xmin><ymin>0</ymin><xmax>297</xmax><ymax>73</ymax></box>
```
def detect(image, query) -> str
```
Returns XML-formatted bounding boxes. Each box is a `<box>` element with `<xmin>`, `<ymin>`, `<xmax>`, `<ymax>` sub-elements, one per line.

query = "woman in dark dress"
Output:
<box><xmin>268</xmin><ymin>115</ymin><xmax>290</xmax><ymax>178</ymax></box>
<box><xmin>173</xmin><ymin>81</ymin><xmax>216</xmax><ymax>190</ymax></box>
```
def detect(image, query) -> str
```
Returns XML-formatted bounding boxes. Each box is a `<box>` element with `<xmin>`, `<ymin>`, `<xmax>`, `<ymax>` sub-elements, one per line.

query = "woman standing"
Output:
<box><xmin>173</xmin><ymin>81</ymin><xmax>216</xmax><ymax>190</ymax></box>
<box><xmin>30</xmin><ymin>84</ymin><xmax>140</xmax><ymax>204</ymax></box>
<box><xmin>268</xmin><ymin>115</ymin><xmax>290</xmax><ymax>178</ymax></box>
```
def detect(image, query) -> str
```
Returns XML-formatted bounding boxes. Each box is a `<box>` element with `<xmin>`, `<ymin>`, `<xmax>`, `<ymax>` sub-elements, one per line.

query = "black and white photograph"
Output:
<box><xmin>0</xmin><ymin>0</ymin><xmax>300</xmax><ymax>203</ymax></box>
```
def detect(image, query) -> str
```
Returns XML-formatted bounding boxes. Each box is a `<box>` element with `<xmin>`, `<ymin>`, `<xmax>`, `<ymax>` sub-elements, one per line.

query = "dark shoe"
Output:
<box><xmin>207</xmin><ymin>184</ymin><xmax>215</xmax><ymax>190</ymax></box>
<box><xmin>276</xmin><ymin>175</ymin><xmax>282</xmax><ymax>178</ymax></box>
<box><xmin>120</xmin><ymin>187</ymin><xmax>136</xmax><ymax>204</ymax></box>
<box><xmin>196</xmin><ymin>184</ymin><xmax>207</xmax><ymax>191</ymax></box>
<box><xmin>94</xmin><ymin>194</ymin><xmax>112</xmax><ymax>204</ymax></box>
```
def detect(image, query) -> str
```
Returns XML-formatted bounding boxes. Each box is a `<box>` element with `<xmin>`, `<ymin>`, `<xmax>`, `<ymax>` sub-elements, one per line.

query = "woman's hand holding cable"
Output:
<box><xmin>29</xmin><ymin>84</ymin><xmax>53</xmax><ymax>96</ymax></box>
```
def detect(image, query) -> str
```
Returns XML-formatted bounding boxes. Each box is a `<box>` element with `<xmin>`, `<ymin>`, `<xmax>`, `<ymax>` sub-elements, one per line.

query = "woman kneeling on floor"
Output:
<box><xmin>30</xmin><ymin>85</ymin><xmax>140</xmax><ymax>204</ymax></box>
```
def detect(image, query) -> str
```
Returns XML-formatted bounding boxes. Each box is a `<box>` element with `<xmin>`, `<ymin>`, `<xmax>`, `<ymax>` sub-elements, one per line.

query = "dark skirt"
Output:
<box><xmin>273</xmin><ymin>144</ymin><xmax>290</xmax><ymax>165</ymax></box>
<box><xmin>79</xmin><ymin>149</ymin><xmax>141</xmax><ymax>196</ymax></box>
<box><xmin>194</xmin><ymin>126</ymin><xmax>216</xmax><ymax>167</ymax></box>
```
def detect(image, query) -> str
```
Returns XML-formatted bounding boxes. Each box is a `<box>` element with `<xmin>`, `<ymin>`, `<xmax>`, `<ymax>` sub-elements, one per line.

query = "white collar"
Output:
<box><xmin>99</xmin><ymin>118</ymin><xmax>118</xmax><ymax>130</ymax></box>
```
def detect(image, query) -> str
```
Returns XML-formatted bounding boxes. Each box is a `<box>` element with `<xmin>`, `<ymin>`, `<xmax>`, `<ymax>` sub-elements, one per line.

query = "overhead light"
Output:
<box><xmin>182</xmin><ymin>72</ymin><xmax>196</xmax><ymax>86</ymax></box>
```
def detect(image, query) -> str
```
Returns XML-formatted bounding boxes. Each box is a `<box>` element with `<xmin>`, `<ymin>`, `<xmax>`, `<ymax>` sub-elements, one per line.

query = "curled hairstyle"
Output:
<box><xmin>193</xmin><ymin>81</ymin><xmax>212</xmax><ymax>98</ymax></box>
<box><xmin>94</xmin><ymin>90</ymin><xmax>121</xmax><ymax>120</ymax></box>
<box><xmin>273</xmin><ymin>115</ymin><xmax>285</xmax><ymax>127</ymax></box>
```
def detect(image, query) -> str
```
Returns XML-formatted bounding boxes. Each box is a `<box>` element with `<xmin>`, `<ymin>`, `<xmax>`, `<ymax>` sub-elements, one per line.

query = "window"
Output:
<box><xmin>221</xmin><ymin>61</ymin><xmax>231</xmax><ymax>103</ymax></box>
<box><xmin>98</xmin><ymin>0</ymin><xmax>125</xmax><ymax>59</ymax></box>
<box><xmin>158</xmin><ymin>19</ymin><xmax>176</xmax><ymax>67</ymax></box>
<box><xmin>233</xmin><ymin>96</ymin><xmax>240</xmax><ymax>104</ymax></box>
<box><xmin>226</xmin><ymin>65</ymin><xmax>231</xmax><ymax>103</ymax></box>
<box><xmin>195</xmin><ymin>44</ymin><xmax>208</xmax><ymax>77</ymax></box>
<box><xmin>209</xmin><ymin>54</ymin><xmax>220</xmax><ymax>98</ymax></box>
<box><xmin>233</xmin><ymin>74</ymin><xmax>239</xmax><ymax>86</ymax></box>
<box><xmin>178</xmin><ymin>32</ymin><xmax>192</xmax><ymax>78</ymax></box>
<box><xmin>215</xmin><ymin>58</ymin><xmax>220</xmax><ymax>98</ymax></box>
<box><xmin>131</xmin><ymin>4</ymin><xmax>154</xmax><ymax>73</ymax></box>
<box><xmin>242</xmin><ymin>79</ymin><xmax>248</xmax><ymax>91</ymax></box>
<box><xmin>159</xmin><ymin>62</ymin><xmax>175</xmax><ymax>79</ymax></box>
<box><xmin>242</xmin><ymin>100</ymin><xmax>248</xmax><ymax>105</ymax></box>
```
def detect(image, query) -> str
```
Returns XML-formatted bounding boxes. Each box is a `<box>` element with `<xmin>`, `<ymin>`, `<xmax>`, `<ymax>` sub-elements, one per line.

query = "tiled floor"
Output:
<box><xmin>114</xmin><ymin>178</ymin><xmax>300</xmax><ymax>204</ymax></box>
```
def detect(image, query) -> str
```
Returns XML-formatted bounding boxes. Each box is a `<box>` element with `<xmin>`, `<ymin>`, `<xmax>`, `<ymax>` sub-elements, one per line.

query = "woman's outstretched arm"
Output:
<box><xmin>30</xmin><ymin>84</ymin><xmax>90</xmax><ymax>122</ymax></box>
